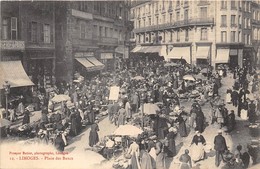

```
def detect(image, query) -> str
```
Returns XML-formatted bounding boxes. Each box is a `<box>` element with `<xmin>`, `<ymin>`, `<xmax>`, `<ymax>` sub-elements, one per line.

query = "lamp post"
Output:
<box><xmin>3</xmin><ymin>81</ymin><xmax>10</xmax><ymax>118</ymax></box>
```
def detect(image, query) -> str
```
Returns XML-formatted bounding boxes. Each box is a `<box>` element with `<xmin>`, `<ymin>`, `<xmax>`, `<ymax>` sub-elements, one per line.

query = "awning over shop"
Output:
<box><xmin>166</xmin><ymin>47</ymin><xmax>191</xmax><ymax>64</ymax></box>
<box><xmin>131</xmin><ymin>46</ymin><xmax>142</xmax><ymax>53</ymax></box>
<box><xmin>216</xmin><ymin>49</ymin><xmax>230</xmax><ymax>63</ymax></box>
<box><xmin>87</xmin><ymin>57</ymin><xmax>105</xmax><ymax>70</ymax></box>
<box><xmin>0</xmin><ymin>61</ymin><xmax>34</xmax><ymax>89</ymax></box>
<box><xmin>230</xmin><ymin>49</ymin><xmax>238</xmax><ymax>56</ymax></box>
<box><xmin>75</xmin><ymin>58</ymin><xmax>96</xmax><ymax>71</ymax></box>
<box><xmin>115</xmin><ymin>46</ymin><xmax>124</xmax><ymax>54</ymax></box>
<box><xmin>138</xmin><ymin>46</ymin><xmax>149</xmax><ymax>53</ymax></box>
<box><xmin>196</xmin><ymin>46</ymin><xmax>210</xmax><ymax>59</ymax></box>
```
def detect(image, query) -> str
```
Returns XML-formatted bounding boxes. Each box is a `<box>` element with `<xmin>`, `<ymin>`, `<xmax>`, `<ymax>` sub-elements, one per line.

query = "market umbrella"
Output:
<box><xmin>143</xmin><ymin>103</ymin><xmax>160</xmax><ymax>115</ymax></box>
<box><xmin>0</xmin><ymin>118</ymin><xmax>12</xmax><ymax>127</ymax></box>
<box><xmin>51</xmin><ymin>94</ymin><xmax>71</xmax><ymax>103</ymax></box>
<box><xmin>113</xmin><ymin>125</ymin><xmax>143</xmax><ymax>137</ymax></box>
<box><xmin>131</xmin><ymin>76</ymin><xmax>145</xmax><ymax>81</ymax></box>
<box><xmin>194</xmin><ymin>73</ymin><xmax>207</xmax><ymax>80</ymax></box>
<box><xmin>200</xmin><ymin>68</ymin><xmax>208</xmax><ymax>74</ymax></box>
<box><xmin>183</xmin><ymin>75</ymin><xmax>196</xmax><ymax>81</ymax></box>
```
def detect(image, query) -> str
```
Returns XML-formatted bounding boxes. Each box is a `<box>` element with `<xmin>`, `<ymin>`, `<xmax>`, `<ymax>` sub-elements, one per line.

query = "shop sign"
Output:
<box><xmin>101</xmin><ymin>53</ymin><xmax>113</xmax><ymax>59</ymax></box>
<box><xmin>1</xmin><ymin>40</ymin><xmax>25</xmax><ymax>50</ymax></box>
<box><xmin>109</xmin><ymin>86</ymin><xmax>120</xmax><ymax>101</ymax></box>
<box><xmin>75</xmin><ymin>52</ymin><xmax>84</xmax><ymax>57</ymax></box>
<box><xmin>83</xmin><ymin>52</ymin><xmax>94</xmax><ymax>57</ymax></box>
<box><xmin>71</xmin><ymin>9</ymin><xmax>93</xmax><ymax>20</ymax></box>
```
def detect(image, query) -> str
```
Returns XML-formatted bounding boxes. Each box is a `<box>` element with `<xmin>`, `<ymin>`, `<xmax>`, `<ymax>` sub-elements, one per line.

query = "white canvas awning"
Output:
<box><xmin>75</xmin><ymin>58</ymin><xmax>96</xmax><ymax>71</ymax></box>
<box><xmin>0</xmin><ymin>61</ymin><xmax>34</xmax><ymax>89</ymax></box>
<box><xmin>166</xmin><ymin>47</ymin><xmax>191</xmax><ymax>64</ymax></box>
<box><xmin>216</xmin><ymin>49</ymin><xmax>230</xmax><ymax>63</ymax></box>
<box><xmin>196</xmin><ymin>46</ymin><xmax>210</xmax><ymax>59</ymax></box>
<box><xmin>87</xmin><ymin>57</ymin><xmax>105</xmax><ymax>70</ymax></box>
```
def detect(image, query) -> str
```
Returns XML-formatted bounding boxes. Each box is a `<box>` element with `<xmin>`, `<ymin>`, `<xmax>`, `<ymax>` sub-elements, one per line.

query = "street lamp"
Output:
<box><xmin>3</xmin><ymin>81</ymin><xmax>10</xmax><ymax>118</ymax></box>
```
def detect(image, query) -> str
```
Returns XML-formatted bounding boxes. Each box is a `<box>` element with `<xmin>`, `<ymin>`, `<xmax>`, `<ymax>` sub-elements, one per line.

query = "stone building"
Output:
<box><xmin>130</xmin><ymin>0</ymin><xmax>260</xmax><ymax>69</ymax></box>
<box><xmin>55</xmin><ymin>1</ymin><xmax>131</xmax><ymax>82</ymax></box>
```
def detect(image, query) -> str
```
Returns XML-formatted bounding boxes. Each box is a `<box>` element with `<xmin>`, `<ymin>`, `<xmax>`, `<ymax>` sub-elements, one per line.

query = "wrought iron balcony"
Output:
<box><xmin>133</xmin><ymin>18</ymin><xmax>214</xmax><ymax>33</ymax></box>
<box><xmin>98</xmin><ymin>37</ymin><xmax>118</xmax><ymax>46</ymax></box>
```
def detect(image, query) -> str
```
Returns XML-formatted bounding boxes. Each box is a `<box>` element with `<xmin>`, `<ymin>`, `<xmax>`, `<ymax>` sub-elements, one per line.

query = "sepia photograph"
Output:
<box><xmin>0</xmin><ymin>0</ymin><xmax>260</xmax><ymax>169</ymax></box>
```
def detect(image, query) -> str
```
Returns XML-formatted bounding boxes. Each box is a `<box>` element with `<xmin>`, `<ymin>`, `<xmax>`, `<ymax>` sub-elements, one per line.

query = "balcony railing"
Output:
<box><xmin>98</xmin><ymin>37</ymin><xmax>118</xmax><ymax>45</ymax></box>
<box><xmin>231</xmin><ymin>23</ymin><xmax>237</xmax><ymax>27</ymax></box>
<box><xmin>133</xmin><ymin>18</ymin><xmax>214</xmax><ymax>33</ymax></box>
<box><xmin>1</xmin><ymin>40</ymin><xmax>25</xmax><ymax>50</ymax></box>
<box><xmin>130</xmin><ymin>13</ymin><xmax>135</xmax><ymax>19</ymax></box>
<box><xmin>168</xmin><ymin>6</ymin><xmax>173</xmax><ymax>12</ymax></box>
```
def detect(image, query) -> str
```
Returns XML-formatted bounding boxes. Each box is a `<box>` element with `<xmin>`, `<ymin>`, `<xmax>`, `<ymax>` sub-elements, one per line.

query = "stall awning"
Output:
<box><xmin>196</xmin><ymin>46</ymin><xmax>210</xmax><ymax>59</ymax></box>
<box><xmin>216</xmin><ymin>49</ymin><xmax>230</xmax><ymax>63</ymax></box>
<box><xmin>0</xmin><ymin>61</ymin><xmax>34</xmax><ymax>89</ymax></box>
<box><xmin>87</xmin><ymin>57</ymin><xmax>105</xmax><ymax>70</ymax></box>
<box><xmin>131</xmin><ymin>46</ymin><xmax>142</xmax><ymax>53</ymax></box>
<box><xmin>115</xmin><ymin>46</ymin><xmax>124</xmax><ymax>54</ymax></box>
<box><xmin>166</xmin><ymin>47</ymin><xmax>191</xmax><ymax>64</ymax></box>
<box><xmin>229</xmin><ymin>49</ymin><xmax>238</xmax><ymax>56</ymax></box>
<box><xmin>138</xmin><ymin>46</ymin><xmax>149</xmax><ymax>53</ymax></box>
<box><xmin>75</xmin><ymin>58</ymin><xmax>96</xmax><ymax>71</ymax></box>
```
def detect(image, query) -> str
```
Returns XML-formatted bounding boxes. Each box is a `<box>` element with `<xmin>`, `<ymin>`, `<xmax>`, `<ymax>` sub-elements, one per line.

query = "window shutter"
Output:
<box><xmin>50</xmin><ymin>25</ymin><xmax>53</xmax><ymax>43</ymax></box>
<box><xmin>39</xmin><ymin>23</ymin><xmax>44</xmax><ymax>42</ymax></box>
<box><xmin>28</xmin><ymin>22</ymin><xmax>32</xmax><ymax>42</ymax></box>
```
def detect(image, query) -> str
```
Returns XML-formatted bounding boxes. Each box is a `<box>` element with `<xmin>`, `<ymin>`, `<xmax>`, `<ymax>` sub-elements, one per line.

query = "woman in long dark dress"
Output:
<box><xmin>195</xmin><ymin>108</ymin><xmax>205</xmax><ymax>133</ymax></box>
<box><xmin>167</xmin><ymin>127</ymin><xmax>177</xmax><ymax>157</ymax></box>
<box><xmin>22</xmin><ymin>109</ymin><xmax>30</xmax><ymax>125</ymax></box>
<box><xmin>176</xmin><ymin>111</ymin><xmax>187</xmax><ymax>137</ymax></box>
<box><xmin>89</xmin><ymin>121</ymin><xmax>99</xmax><ymax>147</ymax></box>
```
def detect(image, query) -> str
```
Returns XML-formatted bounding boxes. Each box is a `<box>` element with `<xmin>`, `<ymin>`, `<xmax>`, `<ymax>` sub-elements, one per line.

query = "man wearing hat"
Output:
<box><xmin>214</xmin><ymin>130</ymin><xmax>228</xmax><ymax>167</ymax></box>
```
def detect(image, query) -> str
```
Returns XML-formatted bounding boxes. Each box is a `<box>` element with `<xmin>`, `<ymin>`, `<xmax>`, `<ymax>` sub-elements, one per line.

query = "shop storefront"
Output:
<box><xmin>100</xmin><ymin>52</ymin><xmax>114</xmax><ymax>71</ymax></box>
<box><xmin>74</xmin><ymin>52</ymin><xmax>105</xmax><ymax>79</ymax></box>
<box><xmin>26</xmin><ymin>50</ymin><xmax>55</xmax><ymax>89</ymax></box>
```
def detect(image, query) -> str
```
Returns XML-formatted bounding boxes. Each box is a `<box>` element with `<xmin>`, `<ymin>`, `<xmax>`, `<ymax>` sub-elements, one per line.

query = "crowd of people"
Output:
<box><xmin>1</xmin><ymin>59</ymin><xmax>260</xmax><ymax>169</ymax></box>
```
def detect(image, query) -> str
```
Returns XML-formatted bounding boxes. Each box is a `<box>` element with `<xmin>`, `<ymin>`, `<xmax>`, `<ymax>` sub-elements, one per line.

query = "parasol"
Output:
<box><xmin>131</xmin><ymin>76</ymin><xmax>145</xmax><ymax>81</ymax></box>
<box><xmin>143</xmin><ymin>103</ymin><xmax>160</xmax><ymax>115</ymax></box>
<box><xmin>51</xmin><ymin>94</ymin><xmax>71</xmax><ymax>103</ymax></box>
<box><xmin>113</xmin><ymin>125</ymin><xmax>143</xmax><ymax>137</ymax></box>
<box><xmin>200</xmin><ymin>68</ymin><xmax>208</xmax><ymax>74</ymax></box>
<box><xmin>194</xmin><ymin>73</ymin><xmax>207</xmax><ymax>80</ymax></box>
<box><xmin>183</xmin><ymin>75</ymin><xmax>196</xmax><ymax>81</ymax></box>
<box><xmin>0</xmin><ymin>118</ymin><xmax>12</xmax><ymax>127</ymax></box>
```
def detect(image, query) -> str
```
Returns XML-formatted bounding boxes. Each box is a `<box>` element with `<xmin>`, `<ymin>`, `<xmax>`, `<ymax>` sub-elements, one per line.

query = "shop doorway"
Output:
<box><xmin>229</xmin><ymin>55</ymin><xmax>238</xmax><ymax>69</ymax></box>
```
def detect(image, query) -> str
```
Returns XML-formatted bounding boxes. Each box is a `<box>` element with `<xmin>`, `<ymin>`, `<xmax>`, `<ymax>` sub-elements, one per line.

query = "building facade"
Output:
<box><xmin>130</xmin><ymin>0</ymin><xmax>260</xmax><ymax>69</ymax></box>
<box><xmin>0</xmin><ymin>1</ymin><xmax>56</xmax><ymax>89</ymax></box>
<box><xmin>55</xmin><ymin>1</ymin><xmax>130</xmax><ymax>82</ymax></box>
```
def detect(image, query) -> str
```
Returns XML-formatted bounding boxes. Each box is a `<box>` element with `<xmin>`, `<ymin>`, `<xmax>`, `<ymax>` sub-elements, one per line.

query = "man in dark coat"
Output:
<box><xmin>54</xmin><ymin>132</ymin><xmax>65</xmax><ymax>152</ymax></box>
<box><xmin>214</xmin><ymin>130</ymin><xmax>228</xmax><ymax>167</ymax></box>
<box><xmin>248</xmin><ymin>100</ymin><xmax>256</xmax><ymax>123</ymax></box>
<box><xmin>22</xmin><ymin>109</ymin><xmax>30</xmax><ymax>125</ymax></box>
<box><xmin>231</xmin><ymin>89</ymin><xmax>239</xmax><ymax>107</ymax></box>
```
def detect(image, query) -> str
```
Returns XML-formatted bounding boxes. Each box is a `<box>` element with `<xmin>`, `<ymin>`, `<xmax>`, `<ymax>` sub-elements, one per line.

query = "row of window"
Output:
<box><xmin>136</xmin><ymin>28</ymin><xmax>208</xmax><ymax>43</ymax></box>
<box><xmin>1</xmin><ymin>17</ymin><xmax>53</xmax><ymax>43</ymax></box>
<box><xmin>135</xmin><ymin>7</ymin><xmax>208</xmax><ymax>28</ymax></box>
<box><xmin>28</xmin><ymin>21</ymin><xmax>53</xmax><ymax>43</ymax></box>
<box><xmin>91</xmin><ymin>24</ymin><xmax>123</xmax><ymax>41</ymax></box>
<box><xmin>220</xmin><ymin>15</ymin><xmax>250</xmax><ymax>28</ymax></box>
<box><xmin>136</xmin><ymin>29</ymin><xmax>251</xmax><ymax>44</ymax></box>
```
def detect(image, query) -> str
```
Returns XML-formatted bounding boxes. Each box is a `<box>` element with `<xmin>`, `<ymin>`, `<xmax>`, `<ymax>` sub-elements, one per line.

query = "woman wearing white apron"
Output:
<box><xmin>189</xmin><ymin>131</ymin><xmax>206</xmax><ymax>163</ymax></box>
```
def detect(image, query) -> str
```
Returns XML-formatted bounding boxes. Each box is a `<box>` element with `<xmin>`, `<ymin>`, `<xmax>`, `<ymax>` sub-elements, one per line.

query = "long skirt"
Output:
<box><xmin>190</xmin><ymin>143</ymin><xmax>205</xmax><ymax>161</ymax></box>
<box><xmin>241</xmin><ymin>109</ymin><xmax>248</xmax><ymax>120</ymax></box>
<box><xmin>179</xmin><ymin>163</ymin><xmax>190</xmax><ymax>169</ymax></box>
<box><xmin>89</xmin><ymin>130</ymin><xmax>99</xmax><ymax>147</ymax></box>
<box><xmin>130</xmin><ymin>152</ymin><xmax>140</xmax><ymax>169</ymax></box>
<box><xmin>156</xmin><ymin>152</ymin><xmax>165</xmax><ymax>169</ymax></box>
